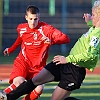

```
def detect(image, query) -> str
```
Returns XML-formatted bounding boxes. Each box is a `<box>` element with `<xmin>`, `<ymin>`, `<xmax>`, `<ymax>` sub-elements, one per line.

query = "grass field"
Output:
<box><xmin>0</xmin><ymin>75</ymin><xmax>100</xmax><ymax>100</ymax></box>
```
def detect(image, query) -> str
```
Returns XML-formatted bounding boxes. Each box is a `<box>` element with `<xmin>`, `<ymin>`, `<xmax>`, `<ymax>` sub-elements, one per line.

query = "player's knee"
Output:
<box><xmin>13</xmin><ymin>77</ymin><xmax>25</xmax><ymax>87</ymax></box>
<box><xmin>13</xmin><ymin>80</ymin><xmax>24</xmax><ymax>87</ymax></box>
<box><xmin>32</xmin><ymin>77</ymin><xmax>43</xmax><ymax>85</ymax></box>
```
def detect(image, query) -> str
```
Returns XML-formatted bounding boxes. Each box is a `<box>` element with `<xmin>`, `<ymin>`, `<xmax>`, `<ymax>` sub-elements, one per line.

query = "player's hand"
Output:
<box><xmin>83</xmin><ymin>13</ymin><xmax>91</xmax><ymax>23</ymax></box>
<box><xmin>53</xmin><ymin>55</ymin><xmax>67</xmax><ymax>65</ymax></box>
<box><xmin>41</xmin><ymin>36</ymin><xmax>51</xmax><ymax>44</ymax></box>
<box><xmin>3</xmin><ymin>48</ymin><xmax>9</xmax><ymax>56</ymax></box>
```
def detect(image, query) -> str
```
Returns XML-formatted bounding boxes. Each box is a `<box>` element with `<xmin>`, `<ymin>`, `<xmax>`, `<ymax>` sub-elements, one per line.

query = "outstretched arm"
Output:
<box><xmin>51</xmin><ymin>29</ymin><xmax>70</xmax><ymax>44</ymax></box>
<box><xmin>83</xmin><ymin>13</ymin><xmax>92</xmax><ymax>27</ymax></box>
<box><xmin>3</xmin><ymin>35</ymin><xmax>22</xmax><ymax>56</ymax></box>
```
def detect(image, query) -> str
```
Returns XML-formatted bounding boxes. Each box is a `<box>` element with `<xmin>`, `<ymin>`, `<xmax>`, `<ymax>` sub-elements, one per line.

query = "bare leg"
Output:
<box><xmin>6</xmin><ymin>68</ymin><xmax>55</xmax><ymax>100</ymax></box>
<box><xmin>50</xmin><ymin>86</ymin><xmax>72</xmax><ymax>100</ymax></box>
<box><xmin>34</xmin><ymin>84</ymin><xmax>44</xmax><ymax>93</ymax></box>
<box><xmin>32</xmin><ymin>68</ymin><xmax>55</xmax><ymax>85</ymax></box>
<box><xmin>13</xmin><ymin>76</ymin><xmax>25</xmax><ymax>87</ymax></box>
<box><xmin>4</xmin><ymin>76</ymin><xmax>25</xmax><ymax>94</ymax></box>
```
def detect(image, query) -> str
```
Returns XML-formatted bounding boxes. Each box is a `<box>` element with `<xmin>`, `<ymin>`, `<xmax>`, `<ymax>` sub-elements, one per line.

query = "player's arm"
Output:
<box><xmin>3</xmin><ymin>35</ymin><xmax>22</xmax><ymax>56</ymax></box>
<box><xmin>51</xmin><ymin>28</ymin><xmax>70</xmax><ymax>44</ymax></box>
<box><xmin>3</xmin><ymin>24</ymin><xmax>23</xmax><ymax>56</ymax></box>
<box><xmin>83</xmin><ymin>13</ymin><xmax>92</xmax><ymax>27</ymax></box>
<box><xmin>66</xmin><ymin>28</ymin><xmax>100</xmax><ymax>64</ymax></box>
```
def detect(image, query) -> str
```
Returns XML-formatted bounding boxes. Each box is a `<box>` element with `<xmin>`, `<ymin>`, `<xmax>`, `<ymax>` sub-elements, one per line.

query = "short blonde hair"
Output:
<box><xmin>93</xmin><ymin>0</ymin><xmax>100</xmax><ymax>14</ymax></box>
<box><xmin>93</xmin><ymin>0</ymin><xmax>100</xmax><ymax>7</ymax></box>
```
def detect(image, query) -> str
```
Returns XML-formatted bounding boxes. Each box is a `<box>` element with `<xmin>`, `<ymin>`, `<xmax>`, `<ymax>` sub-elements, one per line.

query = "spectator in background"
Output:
<box><xmin>2</xmin><ymin>5</ymin><xmax>70</xmax><ymax>100</ymax></box>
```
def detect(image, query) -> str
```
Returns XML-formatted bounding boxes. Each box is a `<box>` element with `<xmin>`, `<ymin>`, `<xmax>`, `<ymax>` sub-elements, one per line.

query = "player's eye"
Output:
<box><xmin>30</xmin><ymin>18</ymin><xmax>33</xmax><ymax>20</ymax></box>
<box><xmin>34</xmin><ymin>18</ymin><xmax>38</xmax><ymax>20</ymax></box>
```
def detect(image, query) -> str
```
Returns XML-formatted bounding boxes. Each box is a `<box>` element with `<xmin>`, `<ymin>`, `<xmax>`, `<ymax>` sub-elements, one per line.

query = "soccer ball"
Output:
<box><xmin>0</xmin><ymin>90</ymin><xmax>7</xmax><ymax>100</ymax></box>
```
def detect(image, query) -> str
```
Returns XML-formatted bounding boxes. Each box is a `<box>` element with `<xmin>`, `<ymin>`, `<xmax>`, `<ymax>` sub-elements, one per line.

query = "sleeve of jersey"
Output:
<box><xmin>87</xmin><ymin>20</ymin><xmax>92</xmax><ymax>28</ymax></box>
<box><xmin>51</xmin><ymin>28</ymin><xmax>70</xmax><ymax>44</ymax></box>
<box><xmin>8</xmin><ymin>25</ymin><xmax>22</xmax><ymax>54</ymax></box>
<box><xmin>8</xmin><ymin>35</ymin><xmax>22</xmax><ymax>54</ymax></box>
<box><xmin>66</xmin><ymin>28</ymin><xmax>100</xmax><ymax>63</ymax></box>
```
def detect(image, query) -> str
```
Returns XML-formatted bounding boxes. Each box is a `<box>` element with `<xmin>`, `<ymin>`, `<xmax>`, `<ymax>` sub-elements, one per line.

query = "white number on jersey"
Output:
<box><xmin>89</xmin><ymin>36</ymin><xmax>99</xmax><ymax>48</ymax></box>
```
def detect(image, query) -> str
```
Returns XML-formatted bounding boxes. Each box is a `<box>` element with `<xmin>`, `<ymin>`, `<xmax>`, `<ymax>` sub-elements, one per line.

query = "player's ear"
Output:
<box><xmin>25</xmin><ymin>15</ymin><xmax>28</xmax><ymax>21</ymax></box>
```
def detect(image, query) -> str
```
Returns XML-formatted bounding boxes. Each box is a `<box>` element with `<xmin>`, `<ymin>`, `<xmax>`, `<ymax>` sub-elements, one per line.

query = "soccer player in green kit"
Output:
<box><xmin>0</xmin><ymin>0</ymin><xmax>100</xmax><ymax>100</ymax></box>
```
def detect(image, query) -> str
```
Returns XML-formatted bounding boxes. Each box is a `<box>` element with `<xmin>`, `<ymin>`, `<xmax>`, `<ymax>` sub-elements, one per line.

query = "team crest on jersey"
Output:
<box><xmin>33</xmin><ymin>33</ymin><xmax>38</xmax><ymax>40</ymax></box>
<box><xmin>89</xmin><ymin>36</ymin><xmax>99</xmax><ymax>48</ymax></box>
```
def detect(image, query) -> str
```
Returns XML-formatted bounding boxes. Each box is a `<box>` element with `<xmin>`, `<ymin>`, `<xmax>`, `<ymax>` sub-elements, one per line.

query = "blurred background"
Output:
<box><xmin>0</xmin><ymin>0</ymin><xmax>95</xmax><ymax>63</ymax></box>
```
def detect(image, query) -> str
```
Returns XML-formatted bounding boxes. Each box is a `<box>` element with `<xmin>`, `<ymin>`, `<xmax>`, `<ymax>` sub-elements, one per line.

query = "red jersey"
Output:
<box><xmin>8</xmin><ymin>21</ymin><xmax>70</xmax><ymax>69</ymax></box>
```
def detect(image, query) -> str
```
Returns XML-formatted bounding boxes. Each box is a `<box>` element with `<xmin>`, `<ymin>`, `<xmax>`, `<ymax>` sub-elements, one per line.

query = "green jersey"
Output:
<box><xmin>87</xmin><ymin>20</ymin><xmax>92</xmax><ymax>28</ymax></box>
<box><xmin>66</xmin><ymin>27</ymin><xmax>100</xmax><ymax>71</ymax></box>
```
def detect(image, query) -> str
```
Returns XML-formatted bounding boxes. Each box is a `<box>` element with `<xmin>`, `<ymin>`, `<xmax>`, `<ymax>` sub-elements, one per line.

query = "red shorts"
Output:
<box><xmin>9</xmin><ymin>53</ymin><xmax>44</xmax><ymax>84</ymax></box>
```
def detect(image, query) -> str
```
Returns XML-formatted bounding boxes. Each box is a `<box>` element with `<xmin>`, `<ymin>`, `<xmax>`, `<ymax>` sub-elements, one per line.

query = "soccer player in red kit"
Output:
<box><xmin>3</xmin><ymin>5</ymin><xmax>70</xmax><ymax>100</ymax></box>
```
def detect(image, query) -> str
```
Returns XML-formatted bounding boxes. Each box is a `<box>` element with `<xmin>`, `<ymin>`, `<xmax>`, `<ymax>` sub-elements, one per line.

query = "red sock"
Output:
<box><xmin>22</xmin><ymin>90</ymin><xmax>42</xmax><ymax>100</ymax></box>
<box><xmin>4</xmin><ymin>84</ymin><xmax>16</xmax><ymax>94</ymax></box>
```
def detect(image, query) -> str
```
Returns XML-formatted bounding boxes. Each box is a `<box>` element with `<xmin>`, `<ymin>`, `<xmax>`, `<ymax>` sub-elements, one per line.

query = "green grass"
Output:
<box><xmin>0</xmin><ymin>75</ymin><xmax>100</xmax><ymax>100</ymax></box>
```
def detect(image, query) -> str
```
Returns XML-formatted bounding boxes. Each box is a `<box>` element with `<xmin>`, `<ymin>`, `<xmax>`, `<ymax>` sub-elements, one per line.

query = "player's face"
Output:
<box><xmin>25</xmin><ymin>12</ymin><xmax>40</xmax><ymax>29</ymax></box>
<box><xmin>91</xmin><ymin>7</ymin><xmax>100</xmax><ymax>26</ymax></box>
